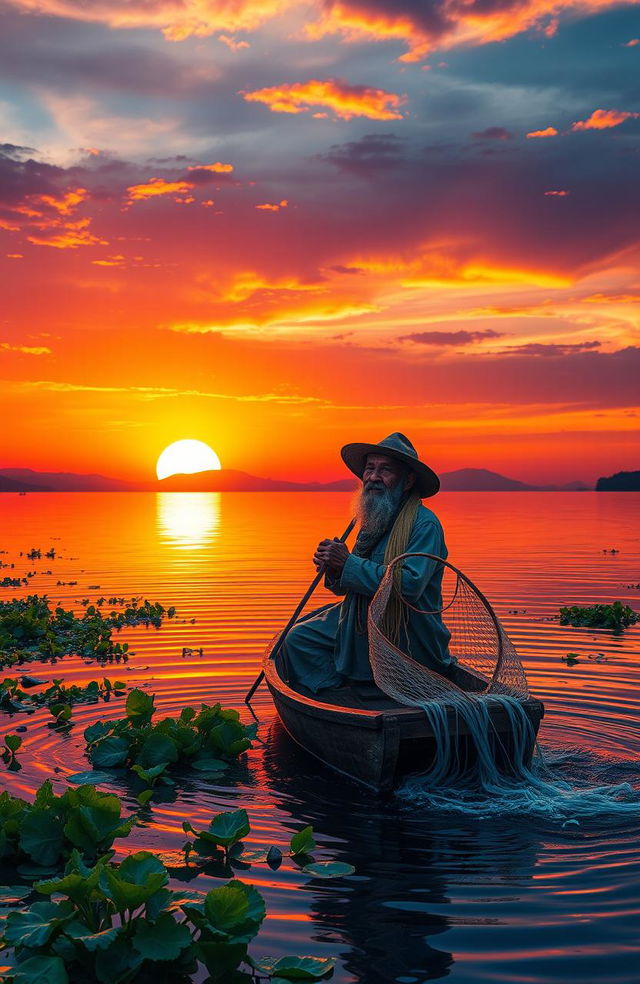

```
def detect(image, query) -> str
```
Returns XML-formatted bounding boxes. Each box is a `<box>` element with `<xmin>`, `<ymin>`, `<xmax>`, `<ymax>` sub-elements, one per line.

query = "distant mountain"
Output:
<box><xmin>0</xmin><ymin>473</ymin><xmax>52</xmax><ymax>492</ymax></box>
<box><xmin>0</xmin><ymin>465</ymin><xmax>591</xmax><ymax>493</ymax></box>
<box><xmin>157</xmin><ymin>470</ymin><xmax>357</xmax><ymax>492</ymax></box>
<box><xmin>0</xmin><ymin>467</ymin><xmax>357</xmax><ymax>493</ymax></box>
<box><xmin>439</xmin><ymin>468</ymin><xmax>536</xmax><ymax>491</ymax></box>
<box><xmin>596</xmin><ymin>470</ymin><xmax>640</xmax><ymax>491</ymax></box>
<box><xmin>0</xmin><ymin>468</ymin><xmax>134</xmax><ymax>492</ymax></box>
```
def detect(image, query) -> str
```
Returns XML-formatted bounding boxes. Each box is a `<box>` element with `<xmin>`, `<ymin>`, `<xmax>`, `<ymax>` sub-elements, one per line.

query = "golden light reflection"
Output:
<box><xmin>156</xmin><ymin>492</ymin><xmax>221</xmax><ymax>549</ymax></box>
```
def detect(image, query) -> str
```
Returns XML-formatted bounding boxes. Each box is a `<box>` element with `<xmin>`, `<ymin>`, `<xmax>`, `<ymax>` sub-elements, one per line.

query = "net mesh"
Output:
<box><xmin>368</xmin><ymin>552</ymin><xmax>529</xmax><ymax>703</ymax></box>
<box><xmin>368</xmin><ymin>552</ymin><xmax>536</xmax><ymax>785</ymax></box>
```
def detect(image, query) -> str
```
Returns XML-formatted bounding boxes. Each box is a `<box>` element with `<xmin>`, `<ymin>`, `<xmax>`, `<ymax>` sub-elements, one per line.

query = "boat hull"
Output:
<box><xmin>265</xmin><ymin>659</ymin><xmax>545</xmax><ymax>792</ymax></box>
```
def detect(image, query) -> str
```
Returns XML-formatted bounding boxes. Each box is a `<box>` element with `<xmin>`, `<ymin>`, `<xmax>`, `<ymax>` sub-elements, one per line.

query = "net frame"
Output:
<box><xmin>368</xmin><ymin>551</ymin><xmax>529</xmax><ymax>702</ymax></box>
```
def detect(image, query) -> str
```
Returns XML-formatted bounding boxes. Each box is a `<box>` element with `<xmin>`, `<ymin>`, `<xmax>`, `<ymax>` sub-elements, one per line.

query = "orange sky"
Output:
<box><xmin>1</xmin><ymin>0</ymin><xmax>639</xmax><ymax>484</ymax></box>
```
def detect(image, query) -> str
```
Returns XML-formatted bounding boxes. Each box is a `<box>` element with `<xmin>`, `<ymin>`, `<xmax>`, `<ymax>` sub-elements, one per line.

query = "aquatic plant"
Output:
<box><xmin>559</xmin><ymin>601</ymin><xmax>638</xmax><ymax>633</ymax></box>
<box><xmin>0</xmin><ymin>850</ymin><xmax>337</xmax><ymax>984</ymax></box>
<box><xmin>84</xmin><ymin>690</ymin><xmax>257</xmax><ymax>792</ymax></box>
<box><xmin>0</xmin><ymin>781</ymin><xmax>135</xmax><ymax>868</ymax></box>
<box><xmin>0</xmin><ymin>595</ymin><xmax>176</xmax><ymax>669</ymax></box>
<box><xmin>0</xmin><ymin>677</ymin><xmax>127</xmax><ymax>715</ymax></box>
<box><xmin>182</xmin><ymin>813</ymin><xmax>355</xmax><ymax>881</ymax></box>
<box><xmin>2</xmin><ymin>732</ymin><xmax>22</xmax><ymax>769</ymax></box>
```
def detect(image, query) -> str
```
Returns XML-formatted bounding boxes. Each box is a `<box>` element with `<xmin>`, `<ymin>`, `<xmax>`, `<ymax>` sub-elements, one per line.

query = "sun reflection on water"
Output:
<box><xmin>156</xmin><ymin>492</ymin><xmax>221</xmax><ymax>549</ymax></box>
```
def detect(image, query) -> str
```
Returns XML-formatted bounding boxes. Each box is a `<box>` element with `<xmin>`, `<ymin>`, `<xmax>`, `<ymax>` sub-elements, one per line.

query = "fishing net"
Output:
<box><xmin>368</xmin><ymin>552</ymin><xmax>538</xmax><ymax>785</ymax></box>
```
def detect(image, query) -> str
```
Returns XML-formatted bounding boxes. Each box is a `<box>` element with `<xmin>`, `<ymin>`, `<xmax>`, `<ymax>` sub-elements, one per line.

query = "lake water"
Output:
<box><xmin>1</xmin><ymin>491</ymin><xmax>639</xmax><ymax>983</ymax></box>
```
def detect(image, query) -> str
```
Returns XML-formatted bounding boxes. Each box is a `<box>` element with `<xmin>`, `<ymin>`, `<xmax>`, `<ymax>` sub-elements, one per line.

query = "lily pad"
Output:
<box><xmin>301</xmin><ymin>861</ymin><xmax>355</xmax><ymax>879</ymax></box>
<box><xmin>66</xmin><ymin>771</ymin><xmax>114</xmax><ymax>785</ymax></box>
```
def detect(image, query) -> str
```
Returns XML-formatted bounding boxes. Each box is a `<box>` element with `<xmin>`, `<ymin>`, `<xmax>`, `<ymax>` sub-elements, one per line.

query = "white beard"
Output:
<box><xmin>354</xmin><ymin>480</ymin><xmax>406</xmax><ymax>554</ymax></box>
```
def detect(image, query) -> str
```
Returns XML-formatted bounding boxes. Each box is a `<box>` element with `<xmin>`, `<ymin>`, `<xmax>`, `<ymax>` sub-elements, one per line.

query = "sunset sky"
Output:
<box><xmin>1</xmin><ymin>0</ymin><xmax>639</xmax><ymax>485</ymax></box>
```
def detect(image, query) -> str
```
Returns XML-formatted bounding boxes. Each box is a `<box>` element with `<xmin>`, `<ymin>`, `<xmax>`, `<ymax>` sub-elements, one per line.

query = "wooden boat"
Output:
<box><xmin>265</xmin><ymin>655</ymin><xmax>545</xmax><ymax>792</ymax></box>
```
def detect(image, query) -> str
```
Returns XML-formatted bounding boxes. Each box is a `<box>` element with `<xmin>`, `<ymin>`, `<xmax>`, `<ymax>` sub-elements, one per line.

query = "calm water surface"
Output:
<box><xmin>1</xmin><ymin>491</ymin><xmax>639</xmax><ymax>983</ymax></box>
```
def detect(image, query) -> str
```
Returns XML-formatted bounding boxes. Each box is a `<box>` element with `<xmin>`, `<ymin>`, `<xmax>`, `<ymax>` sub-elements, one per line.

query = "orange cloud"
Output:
<box><xmin>218</xmin><ymin>34</ymin><xmax>250</xmax><ymax>51</ymax></box>
<box><xmin>304</xmin><ymin>0</ymin><xmax>639</xmax><ymax>61</ymax></box>
<box><xmin>27</xmin><ymin>218</ymin><xmax>108</xmax><ymax>249</ymax></box>
<box><xmin>187</xmin><ymin>162</ymin><xmax>234</xmax><ymax>173</ymax></box>
<box><xmin>544</xmin><ymin>190</ymin><xmax>569</xmax><ymax>196</ymax></box>
<box><xmin>571</xmin><ymin>109</ymin><xmax>640</xmax><ymax>131</ymax></box>
<box><xmin>0</xmin><ymin>342</ymin><xmax>51</xmax><ymax>355</ymax></box>
<box><xmin>256</xmin><ymin>199</ymin><xmax>289</xmax><ymax>211</ymax></box>
<box><xmin>1</xmin><ymin>186</ymin><xmax>106</xmax><ymax>249</ymax></box>
<box><xmin>242</xmin><ymin>78</ymin><xmax>406</xmax><ymax>120</ymax></box>
<box><xmin>4</xmin><ymin>0</ymin><xmax>292</xmax><ymax>41</ymax></box>
<box><xmin>126</xmin><ymin>178</ymin><xmax>195</xmax><ymax>201</ymax></box>
<box><xmin>526</xmin><ymin>126</ymin><xmax>558</xmax><ymax>138</ymax></box>
<box><xmin>623</xmin><ymin>38</ymin><xmax>639</xmax><ymax>46</ymax></box>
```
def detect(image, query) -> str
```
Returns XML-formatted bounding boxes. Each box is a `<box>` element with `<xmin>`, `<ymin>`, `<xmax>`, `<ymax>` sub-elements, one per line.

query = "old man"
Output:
<box><xmin>280</xmin><ymin>433</ymin><xmax>452</xmax><ymax>694</ymax></box>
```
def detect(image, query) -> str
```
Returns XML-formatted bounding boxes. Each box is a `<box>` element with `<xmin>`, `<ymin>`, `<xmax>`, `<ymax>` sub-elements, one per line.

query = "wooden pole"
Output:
<box><xmin>244</xmin><ymin>517</ymin><xmax>357</xmax><ymax>711</ymax></box>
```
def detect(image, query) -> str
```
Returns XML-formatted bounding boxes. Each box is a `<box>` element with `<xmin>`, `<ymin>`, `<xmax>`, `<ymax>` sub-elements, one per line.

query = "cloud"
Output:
<box><xmin>526</xmin><ymin>126</ymin><xmax>558</xmax><ymax>138</ymax></box>
<box><xmin>3</xmin><ymin>0</ymin><xmax>291</xmax><ymax>41</ymax></box>
<box><xmin>496</xmin><ymin>341</ymin><xmax>602</xmax><ymax>356</ymax></box>
<box><xmin>126</xmin><ymin>178</ymin><xmax>196</xmax><ymax>202</ymax></box>
<box><xmin>571</xmin><ymin>109</ymin><xmax>640</xmax><ymax>131</ymax></box>
<box><xmin>544</xmin><ymin>189</ymin><xmax>569</xmax><ymax>196</ymax></box>
<box><xmin>399</xmin><ymin>329</ymin><xmax>503</xmax><ymax>345</ymax></box>
<box><xmin>0</xmin><ymin>341</ymin><xmax>51</xmax><ymax>355</ymax></box>
<box><xmin>319</xmin><ymin>133</ymin><xmax>405</xmax><ymax>174</ymax></box>
<box><xmin>256</xmin><ymin>199</ymin><xmax>288</xmax><ymax>210</ymax></box>
<box><xmin>472</xmin><ymin>127</ymin><xmax>513</xmax><ymax>140</ymax></box>
<box><xmin>242</xmin><ymin>78</ymin><xmax>407</xmax><ymax>120</ymax></box>
<box><xmin>305</xmin><ymin>0</ymin><xmax>639</xmax><ymax>61</ymax></box>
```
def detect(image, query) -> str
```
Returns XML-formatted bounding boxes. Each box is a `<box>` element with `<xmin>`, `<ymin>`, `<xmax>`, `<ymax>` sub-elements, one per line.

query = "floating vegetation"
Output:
<box><xmin>0</xmin><ymin>677</ymin><xmax>127</xmax><ymax>715</ymax></box>
<box><xmin>182</xmin><ymin>812</ymin><xmax>355</xmax><ymax>882</ymax></box>
<box><xmin>0</xmin><ymin>595</ymin><xmax>176</xmax><ymax>669</ymax></box>
<box><xmin>0</xmin><ymin>781</ymin><xmax>135</xmax><ymax>868</ymax></box>
<box><xmin>0</xmin><ymin>849</ymin><xmax>339</xmax><ymax>984</ymax></box>
<box><xmin>84</xmin><ymin>691</ymin><xmax>257</xmax><ymax>795</ymax></box>
<box><xmin>2</xmin><ymin>732</ymin><xmax>22</xmax><ymax>769</ymax></box>
<box><xmin>1</xmin><ymin>577</ymin><xmax>25</xmax><ymax>589</ymax></box>
<box><xmin>559</xmin><ymin>601</ymin><xmax>639</xmax><ymax>633</ymax></box>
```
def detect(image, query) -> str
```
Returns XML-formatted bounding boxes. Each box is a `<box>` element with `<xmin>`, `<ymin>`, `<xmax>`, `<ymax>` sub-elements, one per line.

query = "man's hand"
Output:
<box><xmin>314</xmin><ymin>537</ymin><xmax>349</xmax><ymax>573</ymax></box>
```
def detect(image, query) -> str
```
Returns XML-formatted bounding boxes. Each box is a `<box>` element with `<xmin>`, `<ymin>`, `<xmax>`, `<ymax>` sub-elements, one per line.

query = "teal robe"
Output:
<box><xmin>282</xmin><ymin>505</ymin><xmax>452</xmax><ymax>694</ymax></box>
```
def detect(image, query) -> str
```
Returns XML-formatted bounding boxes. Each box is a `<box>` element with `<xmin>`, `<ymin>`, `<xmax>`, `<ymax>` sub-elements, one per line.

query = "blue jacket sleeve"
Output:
<box><xmin>337</xmin><ymin>518</ymin><xmax>445</xmax><ymax>602</ymax></box>
<box><xmin>324</xmin><ymin>570</ymin><xmax>347</xmax><ymax>596</ymax></box>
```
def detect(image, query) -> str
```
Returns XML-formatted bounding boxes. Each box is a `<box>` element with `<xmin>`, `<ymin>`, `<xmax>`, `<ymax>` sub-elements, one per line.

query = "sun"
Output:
<box><xmin>156</xmin><ymin>439</ymin><xmax>222</xmax><ymax>480</ymax></box>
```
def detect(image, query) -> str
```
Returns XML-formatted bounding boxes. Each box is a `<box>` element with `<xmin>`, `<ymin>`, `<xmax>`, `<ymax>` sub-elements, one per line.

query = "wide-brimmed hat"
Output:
<box><xmin>341</xmin><ymin>432</ymin><xmax>440</xmax><ymax>498</ymax></box>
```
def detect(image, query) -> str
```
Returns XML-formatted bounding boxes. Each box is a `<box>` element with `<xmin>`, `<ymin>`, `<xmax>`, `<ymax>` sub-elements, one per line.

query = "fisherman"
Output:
<box><xmin>280</xmin><ymin>433</ymin><xmax>452</xmax><ymax>694</ymax></box>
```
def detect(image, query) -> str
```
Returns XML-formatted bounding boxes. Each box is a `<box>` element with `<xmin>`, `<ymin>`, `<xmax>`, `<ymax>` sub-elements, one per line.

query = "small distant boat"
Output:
<box><xmin>265</xmin><ymin>654</ymin><xmax>544</xmax><ymax>792</ymax></box>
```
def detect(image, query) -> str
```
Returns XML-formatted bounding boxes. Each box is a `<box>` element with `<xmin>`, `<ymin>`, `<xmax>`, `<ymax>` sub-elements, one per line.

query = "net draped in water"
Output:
<box><xmin>367</xmin><ymin>552</ymin><xmax>537</xmax><ymax>787</ymax></box>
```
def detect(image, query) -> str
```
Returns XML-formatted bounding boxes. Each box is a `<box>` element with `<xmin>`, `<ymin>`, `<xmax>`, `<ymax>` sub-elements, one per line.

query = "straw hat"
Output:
<box><xmin>341</xmin><ymin>432</ymin><xmax>440</xmax><ymax>498</ymax></box>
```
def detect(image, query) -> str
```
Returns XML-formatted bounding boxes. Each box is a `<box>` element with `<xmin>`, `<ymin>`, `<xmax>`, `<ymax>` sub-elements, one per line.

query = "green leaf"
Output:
<box><xmin>83</xmin><ymin>721</ymin><xmax>111</xmax><ymax>744</ymax></box>
<box><xmin>205</xmin><ymin>810</ymin><xmax>250</xmax><ymax>848</ymax></box>
<box><xmin>4</xmin><ymin>900</ymin><xmax>73</xmax><ymax>948</ymax></box>
<box><xmin>290</xmin><ymin>826</ymin><xmax>316</xmax><ymax>856</ymax></box>
<box><xmin>301</xmin><ymin>861</ymin><xmax>355</xmax><ymax>879</ymax></box>
<box><xmin>66</xmin><ymin>771</ymin><xmax>114</xmax><ymax>785</ymax></box>
<box><xmin>137</xmin><ymin>789</ymin><xmax>153</xmax><ymax>807</ymax></box>
<box><xmin>203</xmin><ymin>880</ymin><xmax>265</xmax><ymax>943</ymax></box>
<box><xmin>125</xmin><ymin>688</ymin><xmax>155</xmax><ymax>724</ymax></box>
<box><xmin>99</xmin><ymin>852</ymin><xmax>168</xmax><ymax>913</ymax></box>
<box><xmin>5</xmin><ymin>733</ymin><xmax>22</xmax><ymax>752</ymax></box>
<box><xmin>190</xmin><ymin>758</ymin><xmax>228</xmax><ymax>773</ymax></box>
<box><xmin>90</xmin><ymin>736</ymin><xmax>129</xmax><ymax>768</ymax></box>
<box><xmin>19</xmin><ymin>810</ymin><xmax>65</xmax><ymax>866</ymax></box>
<box><xmin>136</xmin><ymin>732</ymin><xmax>178</xmax><ymax>769</ymax></box>
<box><xmin>251</xmin><ymin>955</ymin><xmax>336</xmax><ymax>980</ymax></box>
<box><xmin>0</xmin><ymin>885</ymin><xmax>32</xmax><ymax>904</ymax></box>
<box><xmin>65</xmin><ymin>921</ymin><xmax>122</xmax><ymax>951</ymax></box>
<box><xmin>10</xmin><ymin>955</ymin><xmax>69</xmax><ymax>984</ymax></box>
<box><xmin>132</xmin><ymin>911</ymin><xmax>192</xmax><ymax>960</ymax></box>
<box><xmin>131</xmin><ymin>762</ymin><xmax>168</xmax><ymax>782</ymax></box>
<box><xmin>49</xmin><ymin>703</ymin><xmax>72</xmax><ymax>723</ymax></box>
<box><xmin>94</xmin><ymin>938</ymin><xmax>143</xmax><ymax>984</ymax></box>
<box><xmin>197</xmin><ymin>941</ymin><xmax>248</xmax><ymax>980</ymax></box>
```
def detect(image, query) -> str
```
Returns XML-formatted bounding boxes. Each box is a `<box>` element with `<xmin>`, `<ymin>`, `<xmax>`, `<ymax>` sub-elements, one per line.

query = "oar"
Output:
<box><xmin>244</xmin><ymin>517</ymin><xmax>357</xmax><ymax>712</ymax></box>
